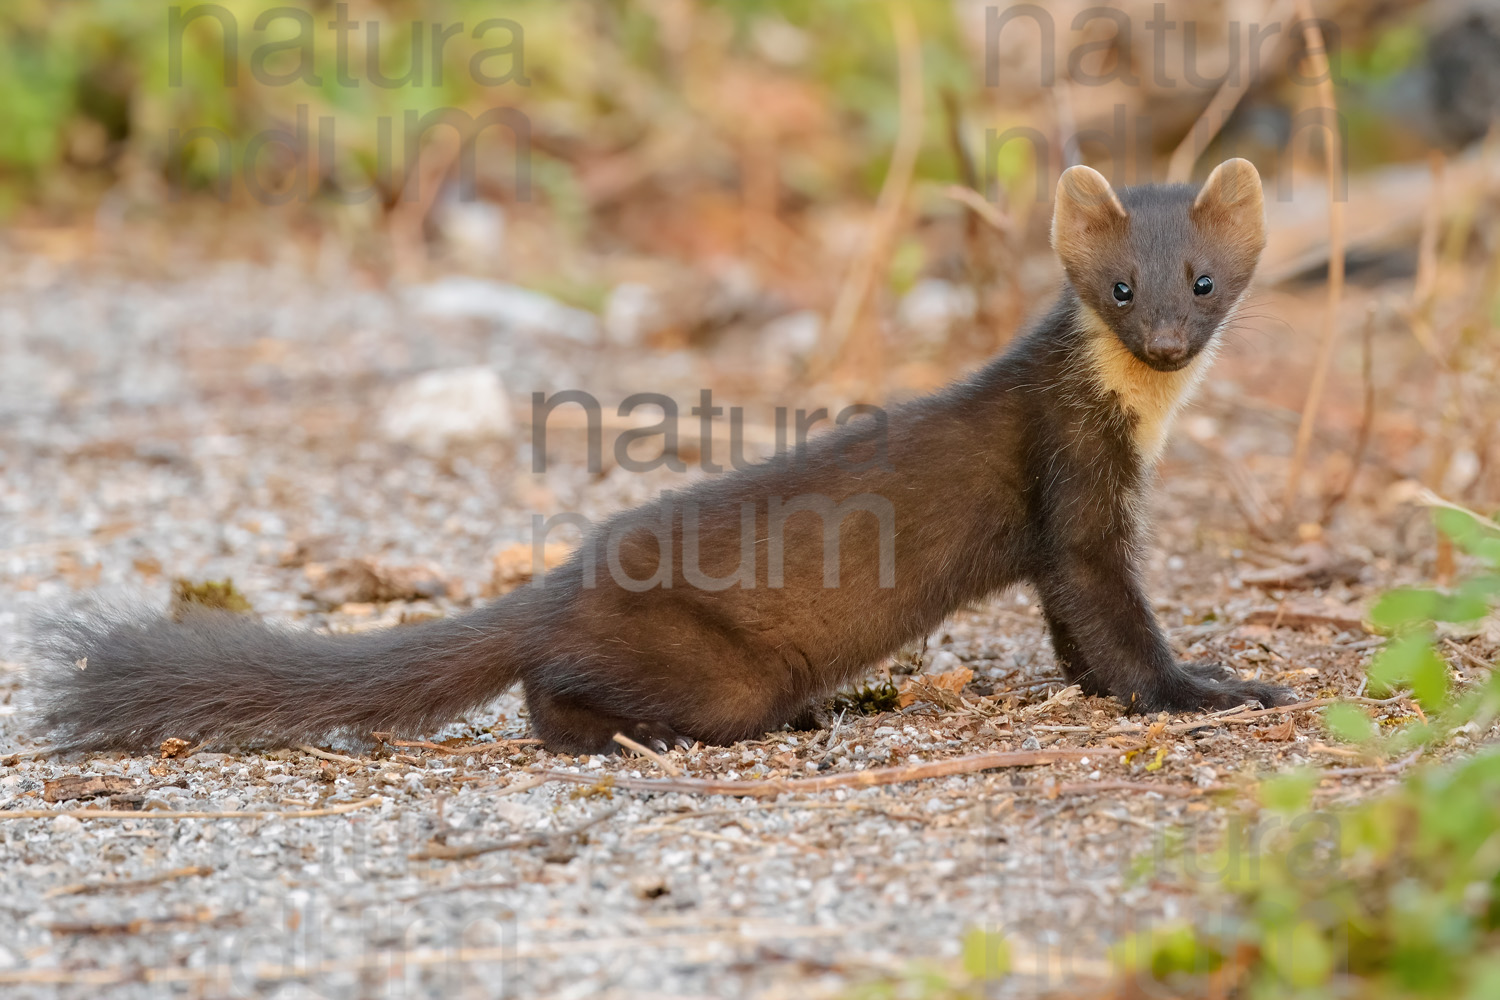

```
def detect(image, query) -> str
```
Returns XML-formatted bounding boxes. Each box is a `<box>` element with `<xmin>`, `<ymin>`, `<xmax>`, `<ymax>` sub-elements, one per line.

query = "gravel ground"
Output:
<box><xmin>1</xmin><ymin>246</ymin><xmax>1490</xmax><ymax>999</ymax></box>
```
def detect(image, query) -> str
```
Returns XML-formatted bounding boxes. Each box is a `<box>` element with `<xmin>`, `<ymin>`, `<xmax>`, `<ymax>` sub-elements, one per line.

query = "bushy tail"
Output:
<box><xmin>30</xmin><ymin>602</ymin><xmax>525</xmax><ymax>751</ymax></box>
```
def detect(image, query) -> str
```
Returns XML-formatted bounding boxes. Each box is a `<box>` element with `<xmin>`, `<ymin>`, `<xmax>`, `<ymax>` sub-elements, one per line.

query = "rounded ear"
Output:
<box><xmin>1191</xmin><ymin>158</ymin><xmax>1266</xmax><ymax>258</ymax></box>
<box><xmin>1051</xmin><ymin>165</ymin><xmax>1128</xmax><ymax>271</ymax></box>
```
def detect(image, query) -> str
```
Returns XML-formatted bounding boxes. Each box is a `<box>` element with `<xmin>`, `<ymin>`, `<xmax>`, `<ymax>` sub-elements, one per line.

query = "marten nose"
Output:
<box><xmin>1143</xmin><ymin>329</ymin><xmax>1189</xmax><ymax>367</ymax></box>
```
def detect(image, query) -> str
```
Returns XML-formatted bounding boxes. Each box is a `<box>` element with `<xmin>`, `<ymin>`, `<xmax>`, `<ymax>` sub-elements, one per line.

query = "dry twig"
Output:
<box><xmin>1029</xmin><ymin>695</ymin><xmax>1408</xmax><ymax>737</ymax></box>
<box><xmin>1444</xmin><ymin>638</ymin><xmax>1495</xmax><ymax>673</ymax></box>
<box><xmin>297</xmin><ymin>745</ymin><xmax>363</xmax><ymax>766</ymax></box>
<box><xmin>1242</xmin><ymin>608</ymin><xmax>1367</xmax><ymax>633</ymax></box>
<box><xmin>1039</xmin><ymin>780</ymin><xmax>1220</xmax><ymax>799</ymax></box>
<box><xmin>372</xmin><ymin>732</ymin><xmax>543</xmax><ymax>755</ymax></box>
<box><xmin>0</xmin><ymin>924</ymin><xmax>858</xmax><ymax>987</ymax></box>
<box><xmin>1166</xmin><ymin>0</ymin><xmax>1297</xmax><ymax>182</ymax></box>
<box><xmin>0</xmin><ymin>797</ymin><xmax>381</xmax><ymax>822</ymax></box>
<box><xmin>612</xmin><ymin>731</ymin><xmax>683</xmax><ymax>776</ymax></box>
<box><xmin>815</xmin><ymin>0</ymin><xmax>924</xmax><ymax>380</ymax></box>
<box><xmin>1317</xmin><ymin>749</ymin><xmax>1423</xmax><ymax>781</ymax></box>
<box><xmin>532</xmin><ymin>749</ymin><xmax>1095</xmax><ymax>799</ymax></box>
<box><xmin>409</xmin><ymin>805</ymin><xmax>620</xmax><ymax>862</ymax></box>
<box><xmin>1319</xmin><ymin>306</ymin><xmax>1377</xmax><ymax>524</ymax></box>
<box><xmin>1284</xmin><ymin>0</ymin><xmax>1348</xmax><ymax>517</ymax></box>
<box><xmin>45</xmin><ymin>865</ymin><xmax>214</xmax><ymax>899</ymax></box>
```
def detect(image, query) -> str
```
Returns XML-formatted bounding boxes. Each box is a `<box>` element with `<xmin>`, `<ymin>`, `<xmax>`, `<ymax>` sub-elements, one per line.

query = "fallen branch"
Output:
<box><xmin>1041</xmin><ymin>780</ymin><xmax>1220</xmax><ymax>798</ymax></box>
<box><xmin>531</xmin><ymin>749</ymin><xmax>1095</xmax><ymax>799</ymax></box>
<box><xmin>46</xmin><ymin>908</ymin><xmax>225</xmax><ymax>938</ymax></box>
<box><xmin>410</xmin><ymin>805</ymin><xmax>620</xmax><ymax>862</ymax></box>
<box><xmin>0</xmin><ymin>924</ymin><xmax>858</xmax><ymax>987</ymax></box>
<box><xmin>0</xmin><ymin>796</ymin><xmax>381</xmax><ymax>822</ymax></box>
<box><xmin>1029</xmin><ymin>696</ymin><xmax>1408</xmax><ymax>737</ymax></box>
<box><xmin>1242</xmin><ymin>609</ymin><xmax>1368</xmax><ymax>633</ymax></box>
<box><xmin>0</xmin><ymin>747</ymin><xmax>53</xmax><ymax>766</ymax></box>
<box><xmin>494</xmin><ymin>775</ymin><xmax>550</xmax><ymax>797</ymax></box>
<box><xmin>1318</xmin><ymin>749</ymin><xmax>1423</xmax><ymax>781</ymax></box>
<box><xmin>45</xmin><ymin>865</ymin><xmax>214</xmax><ymax>899</ymax></box>
<box><xmin>297</xmin><ymin>745</ymin><xmax>364</xmax><ymax>766</ymax></box>
<box><xmin>43</xmin><ymin>775</ymin><xmax>136</xmax><ymax>803</ymax></box>
<box><xmin>1444</xmin><ymin>638</ymin><xmax>1495</xmax><ymax>673</ymax></box>
<box><xmin>372</xmin><ymin>732</ymin><xmax>544</xmax><ymax>755</ymax></box>
<box><xmin>1238</xmin><ymin>549</ymin><xmax>1365</xmax><ymax>590</ymax></box>
<box><xmin>612</xmin><ymin>732</ymin><xmax>683</xmax><ymax>776</ymax></box>
<box><xmin>630</xmin><ymin>823</ymin><xmax>774</xmax><ymax>849</ymax></box>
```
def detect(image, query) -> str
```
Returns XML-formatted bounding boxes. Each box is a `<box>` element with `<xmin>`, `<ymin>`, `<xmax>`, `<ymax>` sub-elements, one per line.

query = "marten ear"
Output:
<box><xmin>1192</xmin><ymin>158</ymin><xmax>1266</xmax><ymax>267</ymax></box>
<box><xmin>1051</xmin><ymin>165</ymin><xmax>1129</xmax><ymax>273</ymax></box>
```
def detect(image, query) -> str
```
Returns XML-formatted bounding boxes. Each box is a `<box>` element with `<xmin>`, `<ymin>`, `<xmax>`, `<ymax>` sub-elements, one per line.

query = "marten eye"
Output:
<box><xmin>1112</xmin><ymin>282</ymin><xmax>1133</xmax><ymax>306</ymax></box>
<box><xmin>1193</xmin><ymin>275</ymin><xmax>1214</xmax><ymax>296</ymax></box>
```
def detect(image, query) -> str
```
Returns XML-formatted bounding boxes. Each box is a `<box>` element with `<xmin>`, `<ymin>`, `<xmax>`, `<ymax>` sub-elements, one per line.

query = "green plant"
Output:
<box><xmin>1119</xmin><ymin>504</ymin><xmax>1500</xmax><ymax>999</ymax></box>
<box><xmin>1348</xmin><ymin>503</ymin><xmax>1500</xmax><ymax>750</ymax></box>
<box><xmin>0</xmin><ymin>0</ymin><xmax>975</xmax><ymax>214</ymax></box>
<box><xmin>844</xmin><ymin>928</ymin><xmax>1009</xmax><ymax>999</ymax></box>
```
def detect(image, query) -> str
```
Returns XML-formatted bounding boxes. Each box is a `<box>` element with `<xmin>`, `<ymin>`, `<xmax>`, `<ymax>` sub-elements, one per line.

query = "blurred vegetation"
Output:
<box><xmin>5</xmin><ymin>5</ymin><xmax>1499</xmax><ymax>996</ymax></box>
<box><xmin>1114</xmin><ymin>503</ymin><xmax>1500</xmax><ymax>999</ymax></box>
<box><xmin>0</xmin><ymin>1</ymin><xmax>1445</xmax><ymax>216</ymax></box>
<box><xmin>845</xmin><ymin>504</ymin><xmax>1500</xmax><ymax>998</ymax></box>
<box><xmin>844</xmin><ymin>927</ymin><xmax>1009</xmax><ymax>1000</ymax></box>
<box><xmin>0</xmin><ymin>0</ymin><xmax>976</xmax><ymax>216</ymax></box>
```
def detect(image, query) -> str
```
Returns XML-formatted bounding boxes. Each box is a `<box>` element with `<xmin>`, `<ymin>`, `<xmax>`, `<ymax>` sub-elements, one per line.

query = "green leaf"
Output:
<box><xmin>1371</xmin><ymin>588</ymin><xmax>1441</xmax><ymax>631</ymax></box>
<box><xmin>1369</xmin><ymin>632</ymin><xmax>1437</xmax><ymax>698</ymax></box>
<box><xmin>1369</xmin><ymin>632</ymin><xmax>1450</xmax><ymax>712</ymax></box>
<box><xmin>1110</xmin><ymin>923</ymin><xmax>1216</xmax><ymax>978</ymax></box>
<box><xmin>960</xmin><ymin>928</ymin><xmax>1009</xmax><ymax>982</ymax></box>
<box><xmin>1409</xmin><ymin>643</ymin><xmax>1452</xmax><ymax>711</ymax></box>
<box><xmin>1324</xmin><ymin>703</ymin><xmax>1376</xmax><ymax>744</ymax></box>
<box><xmin>1443</xmin><ymin>578</ymin><xmax>1497</xmax><ymax>623</ymax></box>
<box><xmin>1262</xmin><ymin>921</ymin><xmax>1335</xmax><ymax>988</ymax></box>
<box><xmin>1464</xmin><ymin>955</ymin><xmax>1500</xmax><ymax>1000</ymax></box>
<box><xmin>1436</xmin><ymin>507</ymin><xmax>1486</xmax><ymax>553</ymax></box>
<box><xmin>1260</xmin><ymin>769</ymin><xmax>1318</xmax><ymax>814</ymax></box>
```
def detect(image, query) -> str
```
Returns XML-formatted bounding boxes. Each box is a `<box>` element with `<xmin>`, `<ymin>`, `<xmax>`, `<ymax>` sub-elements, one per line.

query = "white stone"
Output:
<box><xmin>603</xmin><ymin>282</ymin><xmax>662</xmax><ymax>347</ymax></box>
<box><xmin>407</xmin><ymin>277</ymin><xmax>599</xmax><ymax>344</ymax></box>
<box><xmin>898</xmin><ymin>279</ymin><xmax>976</xmax><ymax>340</ymax></box>
<box><xmin>760</xmin><ymin>310</ymin><xmax>823</xmax><ymax>357</ymax></box>
<box><xmin>381</xmin><ymin>367</ymin><xmax>514</xmax><ymax>453</ymax></box>
<box><xmin>926</xmin><ymin>650</ymin><xmax>962</xmax><ymax>673</ymax></box>
<box><xmin>433</xmin><ymin>198</ymin><xmax>506</xmax><ymax>261</ymax></box>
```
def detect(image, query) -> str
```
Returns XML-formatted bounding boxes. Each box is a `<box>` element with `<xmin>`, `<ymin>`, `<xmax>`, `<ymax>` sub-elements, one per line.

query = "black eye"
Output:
<box><xmin>1193</xmin><ymin>275</ymin><xmax>1214</xmax><ymax>296</ymax></box>
<box><xmin>1112</xmin><ymin>282</ymin><xmax>1133</xmax><ymax>305</ymax></box>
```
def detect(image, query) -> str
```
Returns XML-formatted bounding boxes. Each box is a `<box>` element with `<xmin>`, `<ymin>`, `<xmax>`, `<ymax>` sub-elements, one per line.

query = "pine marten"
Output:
<box><xmin>31</xmin><ymin>158</ymin><xmax>1291</xmax><ymax>755</ymax></box>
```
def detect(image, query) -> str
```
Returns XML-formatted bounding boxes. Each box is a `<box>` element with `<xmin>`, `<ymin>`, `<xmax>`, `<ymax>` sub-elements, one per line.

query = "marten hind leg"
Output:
<box><xmin>523</xmin><ymin>685</ymin><xmax>691</xmax><ymax>756</ymax></box>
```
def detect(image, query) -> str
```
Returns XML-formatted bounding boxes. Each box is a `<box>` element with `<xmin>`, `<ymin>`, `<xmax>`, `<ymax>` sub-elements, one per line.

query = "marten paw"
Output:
<box><xmin>614</xmin><ymin>720</ymin><xmax>694</xmax><ymax>755</ymax></box>
<box><xmin>1187</xmin><ymin>671</ymin><xmax>1296</xmax><ymax>712</ymax></box>
<box><xmin>785</xmin><ymin>704</ymin><xmax>833</xmax><ymax>732</ymax></box>
<box><xmin>1126</xmin><ymin>667</ymin><xmax>1295</xmax><ymax>714</ymax></box>
<box><xmin>1182</xmin><ymin>661</ymin><xmax>1239</xmax><ymax>684</ymax></box>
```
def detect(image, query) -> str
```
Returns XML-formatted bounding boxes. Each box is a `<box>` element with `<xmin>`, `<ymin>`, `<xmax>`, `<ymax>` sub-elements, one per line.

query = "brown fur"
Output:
<box><xmin>31</xmin><ymin>160</ymin><xmax>1290</xmax><ymax>755</ymax></box>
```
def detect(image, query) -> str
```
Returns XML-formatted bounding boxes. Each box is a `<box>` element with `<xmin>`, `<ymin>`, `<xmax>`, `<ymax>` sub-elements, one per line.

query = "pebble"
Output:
<box><xmin>381</xmin><ymin>367</ymin><xmax>515</xmax><ymax>453</ymax></box>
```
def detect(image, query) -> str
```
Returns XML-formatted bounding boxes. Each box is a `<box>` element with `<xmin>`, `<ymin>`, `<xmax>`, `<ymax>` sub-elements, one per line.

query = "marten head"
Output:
<box><xmin>1050</xmin><ymin>158</ymin><xmax>1266</xmax><ymax>373</ymax></box>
